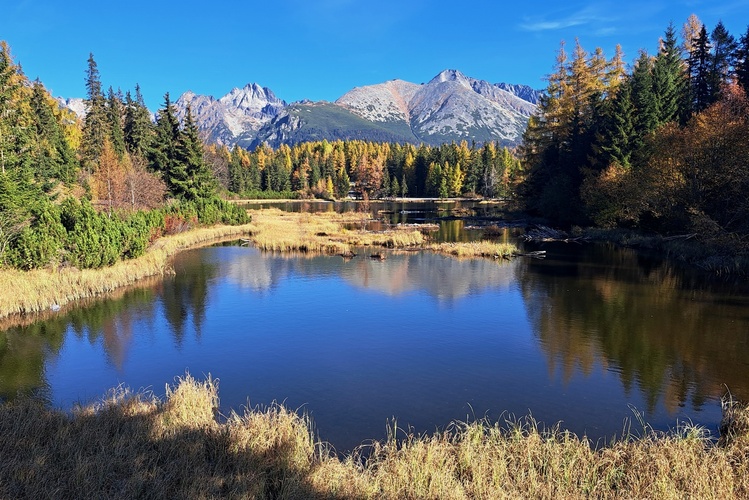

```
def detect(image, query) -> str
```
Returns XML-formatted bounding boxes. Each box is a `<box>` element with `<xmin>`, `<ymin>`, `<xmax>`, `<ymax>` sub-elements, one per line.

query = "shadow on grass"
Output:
<box><xmin>0</xmin><ymin>376</ymin><xmax>360</xmax><ymax>499</ymax></box>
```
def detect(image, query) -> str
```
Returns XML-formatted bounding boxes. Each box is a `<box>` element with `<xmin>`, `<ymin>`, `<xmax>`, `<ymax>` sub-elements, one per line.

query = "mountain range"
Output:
<box><xmin>61</xmin><ymin>70</ymin><xmax>540</xmax><ymax>149</ymax></box>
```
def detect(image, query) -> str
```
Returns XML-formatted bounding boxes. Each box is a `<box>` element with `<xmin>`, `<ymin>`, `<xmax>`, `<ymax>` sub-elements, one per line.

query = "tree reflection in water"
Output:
<box><xmin>518</xmin><ymin>241</ymin><xmax>749</xmax><ymax>414</ymax></box>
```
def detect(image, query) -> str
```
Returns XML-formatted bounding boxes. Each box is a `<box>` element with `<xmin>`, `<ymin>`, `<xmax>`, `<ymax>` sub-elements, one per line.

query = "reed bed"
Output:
<box><xmin>1</xmin><ymin>375</ymin><xmax>747</xmax><ymax>499</ymax></box>
<box><xmin>428</xmin><ymin>240</ymin><xmax>517</xmax><ymax>259</ymax></box>
<box><xmin>247</xmin><ymin>209</ymin><xmax>425</xmax><ymax>253</ymax></box>
<box><xmin>0</xmin><ymin>224</ymin><xmax>253</xmax><ymax>320</ymax></box>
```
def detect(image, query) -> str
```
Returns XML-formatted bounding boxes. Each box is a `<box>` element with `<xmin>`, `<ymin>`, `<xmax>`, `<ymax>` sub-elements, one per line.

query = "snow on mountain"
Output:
<box><xmin>56</xmin><ymin>97</ymin><xmax>87</xmax><ymax>119</ymax></box>
<box><xmin>175</xmin><ymin>84</ymin><xmax>286</xmax><ymax>147</ymax></box>
<box><xmin>56</xmin><ymin>70</ymin><xmax>539</xmax><ymax>149</ymax></box>
<box><xmin>334</xmin><ymin>69</ymin><xmax>537</xmax><ymax>145</ymax></box>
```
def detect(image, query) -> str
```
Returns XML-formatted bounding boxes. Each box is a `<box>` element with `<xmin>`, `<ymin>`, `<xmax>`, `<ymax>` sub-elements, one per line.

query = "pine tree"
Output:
<box><xmin>708</xmin><ymin>21</ymin><xmax>737</xmax><ymax>104</ymax></box>
<box><xmin>737</xmin><ymin>26</ymin><xmax>749</xmax><ymax>93</ymax></box>
<box><xmin>174</xmin><ymin>105</ymin><xmax>215</xmax><ymax>200</ymax></box>
<box><xmin>0</xmin><ymin>41</ymin><xmax>33</xmax><ymax>177</ymax></box>
<box><xmin>631</xmin><ymin>52</ymin><xmax>658</xmax><ymax>137</ymax></box>
<box><xmin>689</xmin><ymin>25</ymin><xmax>712</xmax><ymax>113</ymax></box>
<box><xmin>107</xmin><ymin>86</ymin><xmax>125</xmax><ymax>159</ymax></box>
<box><xmin>598</xmin><ymin>79</ymin><xmax>636</xmax><ymax>168</ymax></box>
<box><xmin>29</xmin><ymin>79</ymin><xmax>76</xmax><ymax>184</ymax></box>
<box><xmin>652</xmin><ymin>23</ymin><xmax>686</xmax><ymax>125</ymax></box>
<box><xmin>81</xmin><ymin>53</ymin><xmax>108</xmax><ymax>172</ymax></box>
<box><xmin>150</xmin><ymin>93</ymin><xmax>181</xmax><ymax>195</ymax></box>
<box><xmin>124</xmin><ymin>84</ymin><xmax>153</xmax><ymax>158</ymax></box>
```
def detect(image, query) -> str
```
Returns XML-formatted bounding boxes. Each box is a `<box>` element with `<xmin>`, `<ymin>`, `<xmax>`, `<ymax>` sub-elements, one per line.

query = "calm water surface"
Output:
<box><xmin>2</xmin><ymin>205</ymin><xmax>749</xmax><ymax>452</ymax></box>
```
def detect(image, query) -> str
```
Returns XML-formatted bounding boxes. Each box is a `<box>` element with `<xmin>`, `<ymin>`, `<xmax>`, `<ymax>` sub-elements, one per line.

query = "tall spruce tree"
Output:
<box><xmin>0</xmin><ymin>41</ymin><xmax>32</xmax><ymax>177</ymax></box>
<box><xmin>81</xmin><ymin>53</ymin><xmax>108</xmax><ymax>172</ymax></box>
<box><xmin>124</xmin><ymin>84</ymin><xmax>153</xmax><ymax>158</ymax></box>
<box><xmin>174</xmin><ymin>105</ymin><xmax>214</xmax><ymax>200</ymax></box>
<box><xmin>689</xmin><ymin>25</ymin><xmax>712</xmax><ymax>113</ymax></box>
<box><xmin>597</xmin><ymin>79</ymin><xmax>636</xmax><ymax>168</ymax></box>
<box><xmin>29</xmin><ymin>79</ymin><xmax>76</xmax><ymax>184</ymax></box>
<box><xmin>150</xmin><ymin>93</ymin><xmax>181</xmax><ymax>195</ymax></box>
<box><xmin>708</xmin><ymin>21</ymin><xmax>737</xmax><ymax>104</ymax></box>
<box><xmin>737</xmin><ymin>26</ymin><xmax>749</xmax><ymax>94</ymax></box>
<box><xmin>652</xmin><ymin>23</ymin><xmax>686</xmax><ymax>125</ymax></box>
<box><xmin>630</xmin><ymin>52</ymin><xmax>658</xmax><ymax>139</ymax></box>
<box><xmin>106</xmin><ymin>86</ymin><xmax>125</xmax><ymax>159</ymax></box>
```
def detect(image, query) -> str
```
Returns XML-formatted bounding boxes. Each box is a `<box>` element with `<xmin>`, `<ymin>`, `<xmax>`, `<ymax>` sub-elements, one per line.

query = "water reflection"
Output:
<box><xmin>0</xmin><ymin>241</ymin><xmax>748</xmax><ymax>449</ymax></box>
<box><xmin>518</xmin><ymin>242</ymin><xmax>749</xmax><ymax>413</ymax></box>
<box><xmin>224</xmin><ymin>248</ymin><xmax>516</xmax><ymax>302</ymax></box>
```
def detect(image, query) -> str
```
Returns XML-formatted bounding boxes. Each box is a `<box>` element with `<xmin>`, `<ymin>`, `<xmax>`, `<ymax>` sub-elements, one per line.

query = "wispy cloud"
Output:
<box><xmin>519</xmin><ymin>4</ymin><xmax>613</xmax><ymax>32</ymax></box>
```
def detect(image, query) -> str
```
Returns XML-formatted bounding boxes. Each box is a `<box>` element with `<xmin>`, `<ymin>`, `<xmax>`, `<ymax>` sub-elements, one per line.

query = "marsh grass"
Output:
<box><xmin>247</xmin><ymin>209</ymin><xmax>425</xmax><ymax>254</ymax></box>
<box><xmin>428</xmin><ymin>241</ymin><xmax>517</xmax><ymax>259</ymax></box>
<box><xmin>2</xmin><ymin>375</ymin><xmax>748</xmax><ymax>499</ymax></box>
<box><xmin>0</xmin><ymin>209</ymin><xmax>518</xmax><ymax>324</ymax></box>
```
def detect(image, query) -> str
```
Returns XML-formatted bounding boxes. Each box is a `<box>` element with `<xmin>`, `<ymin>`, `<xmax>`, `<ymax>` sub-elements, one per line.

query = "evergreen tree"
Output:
<box><xmin>29</xmin><ymin>80</ymin><xmax>76</xmax><ymax>184</ymax></box>
<box><xmin>228</xmin><ymin>145</ymin><xmax>245</xmax><ymax>194</ymax></box>
<box><xmin>124</xmin><ymin>84</ymin><xmax>153</xmax><ymax>158</ymax></box>
<box><xmin>598</xmin><ymin>79</ymin><xmax>636</xmax><ymax>168</ymax></box>
<box><xmin>150</xmin><ymin>92</ymin><xmax>181</xmax><ymax>194</ymax></box>
<box><xmin>630</xmin><ymin>52</ymin><xmax>658</xmax><ymax>137</ymax></box>
<box><xmin>708</xmin><ymin>21</ymin><xmax>737</xmax><ymax>104</ymax></box>
<box><xmin>737</xmin><ymin>26</ymin><xmax>749</xmax><ymax>93</ymax></box>
<box><xmin>81</xmin><ymin>53</ymin><xmax>108</xmax><ymax>172</ymax></box>
<box><xmin>0</xmin><ymin>41</ymin><xmax>33</xmax><ymax>177</ymax></box>
<box><xmin>689</xmin><ymin>25</ymin><xmax>712</xmax><ymax>113</ymax></box>
<box><xmin>652</xmin><ymin>23</ymin><xmax>686</xmax><ymax>125</ymax></box>
<box><xmin>172</xmin><ymin>105</ymin><xmax>214</xmax><ymax>200</ymax></box>
<box><xmin>107</xmin><ymin>86</ymin><xmax>125</xmax><ymax>159</ymax></box>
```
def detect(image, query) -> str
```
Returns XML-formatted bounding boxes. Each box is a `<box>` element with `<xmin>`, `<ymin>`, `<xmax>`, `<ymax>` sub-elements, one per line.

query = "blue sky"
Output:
<box><xmin>2</xmin><ymin>1</ymin><xmax>748</xmax><ymax>110</ymax></box>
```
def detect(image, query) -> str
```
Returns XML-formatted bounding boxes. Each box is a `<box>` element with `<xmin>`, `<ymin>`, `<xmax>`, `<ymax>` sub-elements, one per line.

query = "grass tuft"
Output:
<box><xmin>2</xmin><ymin>377</ymin><xmax>749</xmax><ymax>498</ymax></box>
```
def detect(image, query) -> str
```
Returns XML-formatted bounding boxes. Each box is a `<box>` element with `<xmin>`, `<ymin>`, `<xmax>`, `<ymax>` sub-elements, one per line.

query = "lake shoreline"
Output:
<box><xmin>0</xmin><ymin>209</ymin><xmax>517</xmax><ymax>326</ymax></box>
<box><xmin>2</xmin><ymin>374</ymin><xmax>746</xmax><ymax>498</ymax></box>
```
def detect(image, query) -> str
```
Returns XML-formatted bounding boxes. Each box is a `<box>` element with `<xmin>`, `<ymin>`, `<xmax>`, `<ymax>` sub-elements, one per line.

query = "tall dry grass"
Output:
<box><xmin>247</xmin><ymin>209</ymin><xmax>425</xmax><ymax>254</ymax></box>
<box><xmin>2</xmin><ymin>375</ymin><xmax>748</xmax><ymax>499</ymax></box>
<box><xmin>428</xmin><ymin>241</ymin><xmax>517</xmax><ymax>259</ymax></box>
<box><xmin>0</xmin><ymin>224</ymin><xmax>253</xmax><ymax>320</ymax></box>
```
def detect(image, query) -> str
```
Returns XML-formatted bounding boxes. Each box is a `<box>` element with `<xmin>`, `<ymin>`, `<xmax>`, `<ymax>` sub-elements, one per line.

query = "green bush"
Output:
<box><xmin>61</xmin><ymin>199</ymin><xmax>123</xmax><ymax>269</ymax></box>
<box><xmin>7</xmin><ymin>202</ymin><xmax>67</xmax><ymax>270</ymax></box>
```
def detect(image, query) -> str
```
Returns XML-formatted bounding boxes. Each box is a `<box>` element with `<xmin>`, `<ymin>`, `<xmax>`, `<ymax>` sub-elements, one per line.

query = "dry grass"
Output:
<box><xmin>246</xmin><ymin>209</ymin><xmax>425</xmax><ymax>254</ymax></box>
<box><xmin>1</xmin><ymin>375</ymin><xmax>748</xmax><ymax>499</ymax></box>
<box><xmin>0</xmin><ymin>224</ymin><xmax>253</xmax><ymax>320</ymax></box>
<box><xmin>428</xmin><ymin>241</ymin><xmax>517</xmax><ymax>259</ymax></box>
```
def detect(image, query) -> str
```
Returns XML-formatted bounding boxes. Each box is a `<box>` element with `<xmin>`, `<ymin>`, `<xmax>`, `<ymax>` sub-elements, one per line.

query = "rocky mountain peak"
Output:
<box><xmin>218</xmin><ymin>83</ymin><xmax>285</xmax><ymax>114</ymax></box>
<box><xmin>429</xmin><ymin>69</ymin><xmax>471</xmax><ymax>87</ymax></box>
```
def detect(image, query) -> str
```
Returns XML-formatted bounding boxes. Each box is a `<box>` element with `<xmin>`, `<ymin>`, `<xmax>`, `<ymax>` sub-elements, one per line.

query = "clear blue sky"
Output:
<box><xmin>2</xmin><ymin>0</ymin><xmax>748</xmax><ymax>110</ymax></box>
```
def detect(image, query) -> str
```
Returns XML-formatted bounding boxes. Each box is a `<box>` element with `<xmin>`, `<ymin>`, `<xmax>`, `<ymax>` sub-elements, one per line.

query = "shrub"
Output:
<box><xmin>7</xmin><ymin>202</ymin><xmax>67</xmax><ymax>270</ymax></box>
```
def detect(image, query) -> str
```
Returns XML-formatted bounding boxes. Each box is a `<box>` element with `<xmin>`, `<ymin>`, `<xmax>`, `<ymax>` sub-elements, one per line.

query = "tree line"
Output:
<box><xmin>0</xmin><ymin>45</ymin><xmax>247</xmax><ymax>270</ymax></box>
<box><xmin>519</xmin><ymin>15</ymin><xmax>749</xmax><ymax>246</ymax></box>
<box><xmin>220</xmin><ymin>139</ymin><xmax>521</xmax><ymax>201</ymax></box>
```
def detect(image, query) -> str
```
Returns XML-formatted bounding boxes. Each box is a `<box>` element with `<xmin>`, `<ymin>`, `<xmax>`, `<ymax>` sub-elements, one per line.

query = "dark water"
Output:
<box><xmin>2</xmin><ymin>210</ymin><xmax>749</xmax><ymax>452</ymax></box>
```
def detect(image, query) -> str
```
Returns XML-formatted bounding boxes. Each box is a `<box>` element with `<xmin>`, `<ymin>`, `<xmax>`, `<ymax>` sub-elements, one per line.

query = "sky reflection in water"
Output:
<box><xmin>3</xmin><ymin>241</ymin><xmax>748</xmax><ymax>452</ymax></box>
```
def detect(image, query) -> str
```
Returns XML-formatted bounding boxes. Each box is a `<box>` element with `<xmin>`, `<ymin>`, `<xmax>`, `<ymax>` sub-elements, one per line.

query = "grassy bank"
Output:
<box><xmin>0</xmin><ymin>224</ymin><xmax>253</xmax><ymax>319</ymax></box>
<box><xmin>0</xmin><ymin>209</ymin><xmax>519</xmax><ymax>322</ymax></box>
<box><xmin>246</xmin><ymin>209</ymin><xmax>519</xmax><ymax>260</ymax></box>
<box><xmin>1</xmin><ymin>375</ymin><xmax>747</xmax><ymax>499</ymax></box>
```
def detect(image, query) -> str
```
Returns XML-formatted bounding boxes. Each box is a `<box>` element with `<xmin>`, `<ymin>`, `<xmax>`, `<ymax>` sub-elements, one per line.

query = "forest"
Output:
<box><xmin>0</xmin><ymin>44</ymin><xmax>248</xmax><ymax>271</ymax></box>
<box><xmin>1</xmin><ymin>13</ymin><xmax>748</xmax><ymax>272</ymax></box>
<box><xmin>520</xmin><ymin>15</ymin><xmax>749</xmax><ymax>247</ymax></box>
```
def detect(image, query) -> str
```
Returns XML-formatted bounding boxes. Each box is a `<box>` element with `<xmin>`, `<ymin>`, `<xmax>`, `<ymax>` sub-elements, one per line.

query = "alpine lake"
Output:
<box><xmin>2</xmin><ymin>200</ymin><xmax>749</xmax><ymax>453</ymax></box>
